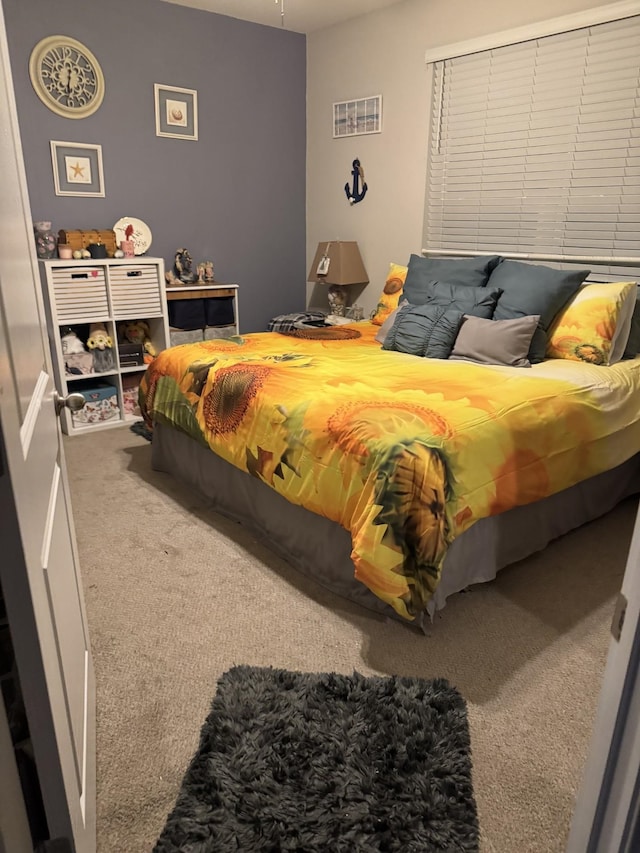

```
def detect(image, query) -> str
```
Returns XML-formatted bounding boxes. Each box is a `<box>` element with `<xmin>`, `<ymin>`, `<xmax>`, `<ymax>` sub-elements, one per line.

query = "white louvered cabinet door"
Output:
<box><xmin>39</xmin><ymin>257</ymin><xmax>169</xmax><ymax>435</ymax></box>
<box><xmin>51</xmin><ymin>266</ymin><xmax>109</xmax><ymax>323</ymax></box>
<box><xmin>108</xmin><ymin>264</ymin><xmax>164</xmax><ymax>320</ymax></box>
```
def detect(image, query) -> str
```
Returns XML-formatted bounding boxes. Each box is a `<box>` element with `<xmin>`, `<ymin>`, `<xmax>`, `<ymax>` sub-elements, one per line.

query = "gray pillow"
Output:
<box><xmin>382</xmin><ymin>302</ymin><xmax>464</xmax><ymax>359</ymax></box>
<box><xmin>489</xmin><ymin>261</ymin><xmax>590</xmax><ymax>363</ymax></box>
<box><xmin>623</xmin><ymin>289</ymin><xmax>640</xmax><ymax>358</ymax></box>
<box><xmin>450</xmin><ymin>314</ymin><xmax>541</xmax><ymax>368</ymax></box>
<box><xmin>375</xmin><ymin>299</ymin><xmax>408</xmax><ymax>344</ymax></box>
<box><xmin>403</xmin><ymin>254</ymin><xmax>502</xmax><ymax>305</ymax></box>
<box><xmin>422</xmin><ymin>280</ymin><xmax>503</xmax><ymax>319</ymax></box>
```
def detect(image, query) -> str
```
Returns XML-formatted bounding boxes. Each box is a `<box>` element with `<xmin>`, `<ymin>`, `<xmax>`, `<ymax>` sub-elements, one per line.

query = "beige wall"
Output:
<box><xmin>306</xmin><ymin>0</ymin><xmax>625</xmax><ymax>315</ymax></box>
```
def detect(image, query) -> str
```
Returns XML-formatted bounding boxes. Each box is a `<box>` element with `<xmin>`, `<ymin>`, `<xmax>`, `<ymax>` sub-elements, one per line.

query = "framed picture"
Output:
<box><xmin>154</xmin><ymin>84</ymin><xmax>198</xmax><ymax>141</ymax></box>
<box><xmin>50</xmin><ymin>141</ymin><xmax>105</xmax><ymax>197</ymax></box>
<box><xmin>333</xmin><ymin>95</ymin><xmax>382</xmax><ymax>138</ymax></box>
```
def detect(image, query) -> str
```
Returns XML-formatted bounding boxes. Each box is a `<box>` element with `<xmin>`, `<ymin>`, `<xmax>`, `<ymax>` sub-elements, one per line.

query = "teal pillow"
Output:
<box><xmin>382</xmin><ymin>303</ymin><xmax>464</xmax><ymax>359</ymax></box>
<box><xmin>423</xmin><ymin>281</ymin><xmax>502</xmax><ymax>319</ymax></box>
<box><xmin>489</xmin><ymin>261</ymin><xmax>590</xmax><ymax>363</ymax></box>
<box><xmin>403</xmin><ymin>254</ymin><xmax>502</xmax><ymax>305</ymax></box>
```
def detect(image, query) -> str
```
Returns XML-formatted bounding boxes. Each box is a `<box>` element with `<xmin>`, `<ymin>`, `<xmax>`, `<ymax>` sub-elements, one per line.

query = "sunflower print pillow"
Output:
<box><xmin>371</xmin><ymin>263</ymin><xmax>408</xmax><ymax>326</ymax></box>
<box><xmin>546</xmin><ymin>281</ymin><xmax>636</xmax><ymax>365</ymax></box>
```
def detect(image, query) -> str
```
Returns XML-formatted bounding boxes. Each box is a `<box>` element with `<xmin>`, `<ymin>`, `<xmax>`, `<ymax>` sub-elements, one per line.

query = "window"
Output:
<box><xmin>423</xmin><ymin>14</ymin><xmax>640</xmax><ymax>279</ymax></box>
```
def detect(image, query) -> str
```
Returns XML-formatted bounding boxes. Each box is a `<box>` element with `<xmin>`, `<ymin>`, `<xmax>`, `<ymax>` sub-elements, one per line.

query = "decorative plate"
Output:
<box><xmin>112</xmin><ymin>217</ymin><xmax>152</xmax><ymax>255</ymax></box>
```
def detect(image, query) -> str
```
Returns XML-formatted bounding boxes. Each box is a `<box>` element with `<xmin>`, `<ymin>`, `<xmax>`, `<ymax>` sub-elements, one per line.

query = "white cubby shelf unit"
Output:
<box><xmin>39</xmin><ymin>257</ymin><xmax>169</xmax><ymax>435</ymax></box>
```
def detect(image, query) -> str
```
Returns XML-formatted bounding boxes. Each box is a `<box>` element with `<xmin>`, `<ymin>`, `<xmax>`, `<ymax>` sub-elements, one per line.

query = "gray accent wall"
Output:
<box><xmin>4</xmin><ymin>0</ymin><xmax>306</xmax><ymax>333</ymax></box>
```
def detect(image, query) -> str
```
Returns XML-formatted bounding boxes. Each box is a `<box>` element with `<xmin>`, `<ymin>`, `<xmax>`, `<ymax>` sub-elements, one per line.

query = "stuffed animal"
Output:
<box><xmin>118</xmin><ymin>320</ymin><xmax>157</xmax><ymax>363</ymax></box>
<box><xmin>60</xmin><ymin>328</ymin><xmax>94</xmax><ymax>375</ymax></box>
<box><xmin>87</xmin><ymin>323</ymin><xmax>113</xmax><ymax>350</ymax></box>
<box><xmin>60</xmin><ymin>328</ymin><xmax>86</xmax><ymax>355</ymax></box>
<box><xmin>87</xmin><ymin>323</ymin><xmax>115</xmax><ymax>373</ymax></box>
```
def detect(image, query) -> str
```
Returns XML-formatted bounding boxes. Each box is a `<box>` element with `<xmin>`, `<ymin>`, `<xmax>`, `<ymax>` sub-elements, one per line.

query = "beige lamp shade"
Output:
<box><xmin>307</xmin><ymin>241</ymin><xmax>369</xmax><ymax>286</ymax></box>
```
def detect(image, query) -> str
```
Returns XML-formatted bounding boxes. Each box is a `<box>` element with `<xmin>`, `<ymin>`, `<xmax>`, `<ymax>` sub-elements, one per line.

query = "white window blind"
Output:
<box><xmin>424</xmin><ymin>15</ymin><xmax>640</xmax><ymax>279</ymax></box>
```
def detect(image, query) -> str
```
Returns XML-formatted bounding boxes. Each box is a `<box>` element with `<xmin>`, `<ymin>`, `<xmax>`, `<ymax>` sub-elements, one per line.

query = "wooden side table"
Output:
<box><xmin>165</xmin><ymin>284</ymin><xmax>240</xmax><ymax>341</ymax></box>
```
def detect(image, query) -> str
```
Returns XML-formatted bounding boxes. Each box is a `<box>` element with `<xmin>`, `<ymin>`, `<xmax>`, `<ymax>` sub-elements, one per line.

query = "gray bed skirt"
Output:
<box><xmin>151</xmin><ymin>423</ymin><xmax>640</xmax><ymax>629</ymax></box>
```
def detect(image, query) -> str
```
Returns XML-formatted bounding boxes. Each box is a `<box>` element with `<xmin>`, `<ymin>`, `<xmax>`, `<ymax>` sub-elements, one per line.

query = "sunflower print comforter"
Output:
<box><xmin>140</xmin><ymin>322</ymin><xmax>640</xmax><ymax>621</ymax></box>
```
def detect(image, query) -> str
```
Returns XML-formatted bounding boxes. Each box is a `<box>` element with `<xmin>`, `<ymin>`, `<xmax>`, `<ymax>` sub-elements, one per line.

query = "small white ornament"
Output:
<box><xmin>81</xmin><ymin>249</ymin><xmax>91</xmax><ymax>258</ymax></box>
<box><xmin>114</xmin><ymin>249</ymin><xmax>125</xmax><ymax>258</ymax></box>
<box><xmin>72</xmin><ymin>249</ymin><xmax>83</xmax><ymax>259</ymax></box>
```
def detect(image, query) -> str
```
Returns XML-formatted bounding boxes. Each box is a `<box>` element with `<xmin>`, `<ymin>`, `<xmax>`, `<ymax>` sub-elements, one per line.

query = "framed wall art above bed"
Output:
<box><xmin>140</xmin><ymin>253</ymin><xmax>640</xmax><ymax>630</ymax></box>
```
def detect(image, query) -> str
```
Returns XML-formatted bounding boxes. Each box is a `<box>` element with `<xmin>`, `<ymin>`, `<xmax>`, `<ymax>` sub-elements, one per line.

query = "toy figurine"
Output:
<box><xmin>172</xmin><ymin>248</ymin><xmax>197</xmax><ymax>284</ymax></box>
<box><xmin>121</xmin><ymin>223</ymin><xmax>135</xmax><ymax>258</ymax></box>
<box><xmin>86</xmin><ymin>323</ymin><xmax>115</xmax><ymax>372</ymax></box>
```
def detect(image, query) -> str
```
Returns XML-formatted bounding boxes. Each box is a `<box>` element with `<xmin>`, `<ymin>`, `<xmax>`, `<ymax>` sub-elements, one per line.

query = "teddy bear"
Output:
<box><xmin>118</xmin><ymin>320</ymin><xmax>157</xmax><ymax>363</ymax></box>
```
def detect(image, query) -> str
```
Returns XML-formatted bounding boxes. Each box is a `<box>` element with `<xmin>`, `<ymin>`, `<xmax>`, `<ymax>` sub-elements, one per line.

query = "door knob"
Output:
<box><xmin>54</xmin><ymin>391</ymin><xmax>86</xmax><ymax>416</ymax></box>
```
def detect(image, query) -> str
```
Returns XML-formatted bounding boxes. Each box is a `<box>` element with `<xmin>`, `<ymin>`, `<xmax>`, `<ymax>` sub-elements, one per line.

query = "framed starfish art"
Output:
<box><xmin>50</xmin><ymin>141</ymin><xmax>105</xmax><ymax>197</ymax></box>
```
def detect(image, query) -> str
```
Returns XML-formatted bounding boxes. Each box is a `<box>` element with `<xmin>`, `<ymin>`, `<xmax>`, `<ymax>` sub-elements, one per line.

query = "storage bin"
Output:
<box><xmin>205</xmin><ymin>296</ymin><xmax>234</xmax><ymax>327</ymax></box>
<box><xmin>50</xmin><ymin>266</ymin><xmax>108</xmax><ymax>322</ymax></box>
<box><xmin>204</xmin><ymin>325</ymin><xmax>236</xmax><ymax>340</ymax></box>
<box><xmin>122</xmin><ymin>374</ymin><xmax>141</xmax><ymax>417</ymax></box>
<box><xmin>168</xmin><ymin>298</ymin><xmax>206</xmax><ymax>331</ymax></box>
<box><xmin>72</xmin><ymin>384</ymin><xmax>119</xmax><ymax>425</ymax></box>
<box><xmin>169</xmin><ymin>328</ymin><xmax>204</xmax><ymax>346</ymax></box>
<box><xmin>109</xmin><ymin>265</ymin><xmax>164</xmax><ymax>317</ymax></box>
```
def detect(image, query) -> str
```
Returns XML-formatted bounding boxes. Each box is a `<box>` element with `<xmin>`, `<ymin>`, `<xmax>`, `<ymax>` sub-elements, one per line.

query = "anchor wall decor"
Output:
<box><xmin>345</xmin><ymin>158</ymin><xmax>368</xmax><ymax>205</ymax></box>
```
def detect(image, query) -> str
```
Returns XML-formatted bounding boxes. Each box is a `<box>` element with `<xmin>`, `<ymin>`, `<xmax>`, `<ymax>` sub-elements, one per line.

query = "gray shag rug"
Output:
<box><xmin>153</xmin><ymin>666</ymin><xmax>479</xmax><ymax>852</ymax></box>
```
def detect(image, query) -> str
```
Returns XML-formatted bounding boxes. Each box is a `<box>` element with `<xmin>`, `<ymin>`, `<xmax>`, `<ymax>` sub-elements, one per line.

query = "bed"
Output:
<box><xmin>141</xmin><ymin>253</ymin><xmax>640</xmax><ymax>629</ymax></box>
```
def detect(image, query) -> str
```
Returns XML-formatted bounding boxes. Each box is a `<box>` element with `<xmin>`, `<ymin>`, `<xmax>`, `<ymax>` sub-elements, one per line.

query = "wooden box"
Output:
<box><xmin>58</xmin><ymin>229</ymin><xmax>117</xmax><ymax>258</ymax></box>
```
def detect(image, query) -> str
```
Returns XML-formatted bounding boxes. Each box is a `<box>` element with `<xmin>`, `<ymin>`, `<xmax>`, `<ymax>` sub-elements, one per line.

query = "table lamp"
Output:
<box><xmin>307</xmin><ymin>241</ymin><xmax>369</xmax><ymax>321</ymax></box>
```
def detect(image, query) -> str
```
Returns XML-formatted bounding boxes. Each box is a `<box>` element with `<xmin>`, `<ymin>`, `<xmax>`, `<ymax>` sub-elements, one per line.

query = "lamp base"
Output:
<box><xmin>327</xmin><ymin>284</ymin><xmax>347</xmax><ymax>316</ymax></box>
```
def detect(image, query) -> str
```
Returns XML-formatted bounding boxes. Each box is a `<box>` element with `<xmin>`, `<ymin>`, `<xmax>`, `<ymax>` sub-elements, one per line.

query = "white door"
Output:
<box><xmin>0</xmin><ymin>1</ymin><xmax>96</xmax><ymax>850</ymax></box>
<box><xmin>567</xmin><ymin>501</ymin><xmax>640</xmax><ymax>852</ymax></box>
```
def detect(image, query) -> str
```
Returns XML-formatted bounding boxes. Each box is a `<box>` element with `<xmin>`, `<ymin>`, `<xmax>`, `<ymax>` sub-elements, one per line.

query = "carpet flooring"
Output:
<box><xmin>154</xmin><ymin>667</ymin><xmax>478</xmax><ymax>852</ymax></box>
<box><xmin>64</xmin><ymin>426</ymin><xmax>637</xmax><ymax>852</ymax></box>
